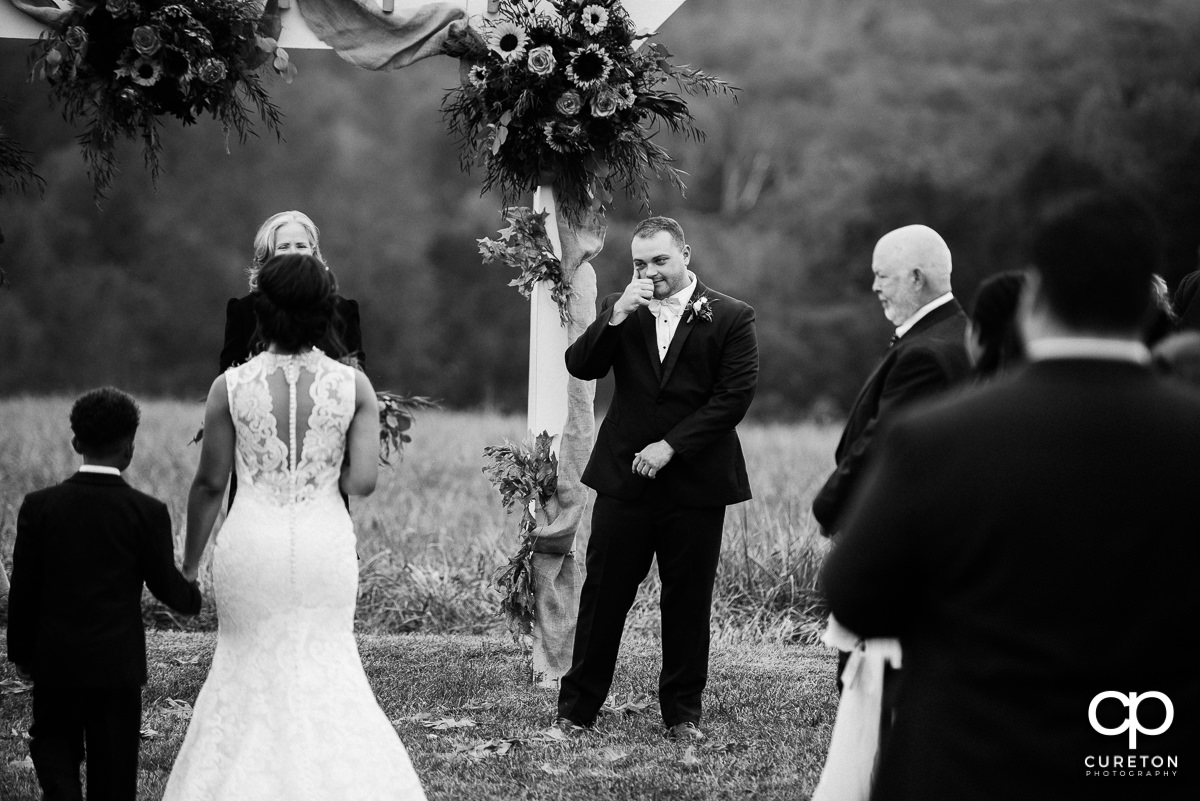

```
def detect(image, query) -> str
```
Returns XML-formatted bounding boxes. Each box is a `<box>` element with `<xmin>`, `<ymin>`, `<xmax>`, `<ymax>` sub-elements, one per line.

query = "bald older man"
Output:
<box><xmin>813</xmin><ymin>225</ymin><xmax>971</xmax><ymax>535</ymax></box>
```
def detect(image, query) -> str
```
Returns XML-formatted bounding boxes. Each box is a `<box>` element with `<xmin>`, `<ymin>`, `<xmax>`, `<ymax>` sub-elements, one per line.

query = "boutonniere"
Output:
<box><xmin>684</xmin><ymin>295</ymin><xmax>718</xmax><ymax>324</ymax></box>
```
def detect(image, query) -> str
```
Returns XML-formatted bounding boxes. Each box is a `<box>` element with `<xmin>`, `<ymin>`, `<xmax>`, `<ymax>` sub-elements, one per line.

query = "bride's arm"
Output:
<box><xmin>184</xmin><ymin>376</ymin><xmax>234</xmax><ymax>580</ymax></box>
<box><xmin>340</xmin><ymin>370</ymin><xmax>381</xmax><ymax>497</ymax></box>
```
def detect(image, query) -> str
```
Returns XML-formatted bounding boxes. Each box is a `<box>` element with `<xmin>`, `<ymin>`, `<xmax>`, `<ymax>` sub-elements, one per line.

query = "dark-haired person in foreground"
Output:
<box><xmin>163</xmin><ymin>254</ymin><xmax>426</xmax><ymax>800</ymax></box>
<box><xmin>822</xmin><ymin>191</ymin><xmax>1200</xmax><ymax>801</ymax></box>
<box><xmin>7</xmin><ymin>387</ymin><xmax>201</xmax><ymax>801</ymax></box>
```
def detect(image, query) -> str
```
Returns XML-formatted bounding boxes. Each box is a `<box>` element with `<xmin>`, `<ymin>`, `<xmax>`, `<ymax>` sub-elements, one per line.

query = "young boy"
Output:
<box><xmin>7</xmin><ymin>387</ymin><xmax>202</xmax><ymax>801</ymax></box>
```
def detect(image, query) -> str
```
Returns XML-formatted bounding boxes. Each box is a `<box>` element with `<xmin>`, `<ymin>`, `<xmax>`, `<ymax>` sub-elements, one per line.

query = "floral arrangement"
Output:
<box><xmin>684</xmin><ymin>294</ymin><xmax>717</xmax><ymax>324</ymax></box>
<box><xmin>377</xmin><ymin>391</ymin><xmax>438</xmax><ymax>466</ymax></box>
<box><xmin>29</xmin><ymin>0</ymin><xmax>296</xmax><ymax>197</ymax></box>
<box><xmin>483</xmin><ymin>431</ymin><xmax>558</xmax><ymax>639</ymax></box>
<box><xmin>477</xmin><ymin>207</ymin><xmax>571</xmax><ymax>325</ymax></box>
<box><xmin>443</xmin><ymin>0</ymin><xmax>737</xmax><ymax>219</ymax></box>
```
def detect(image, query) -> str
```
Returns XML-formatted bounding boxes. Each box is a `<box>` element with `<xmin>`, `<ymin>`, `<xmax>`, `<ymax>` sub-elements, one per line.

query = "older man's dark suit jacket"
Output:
<box><xmin>7</xmin><ymin>472</ymin><xmax>201</xmax><ymax>687</ymax></box>
<box><xmin>822</xmin><ymin>358</ymin><xmax>1200</xmax><ymax>801</ymax></box>
<box><xmin>566</xmin><ymin>281</ymin><xmax>758</xmax><ymax>506</ymax></box>
<box><xmin>219</xmin><ymin>294</ymin><xmax>365</xmax><ymax>372</ymax></box>
<box><xmin>812</xmin><ymin>300</ymin><xmax>969</xmax><ymax>532</ymax></box>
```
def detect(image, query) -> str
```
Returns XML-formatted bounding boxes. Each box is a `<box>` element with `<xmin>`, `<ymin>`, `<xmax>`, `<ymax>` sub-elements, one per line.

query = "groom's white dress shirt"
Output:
<box><xmin>650</xmin><ymin>272</ymin><xmax>697</xmax><ymax>362</ymax></box>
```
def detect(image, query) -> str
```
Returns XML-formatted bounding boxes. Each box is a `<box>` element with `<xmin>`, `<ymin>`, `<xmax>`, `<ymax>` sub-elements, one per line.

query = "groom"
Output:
<box><xmin>555</xmin><ymin>216</ymin><xmax>758</xmax><ymax>741</ymax></box>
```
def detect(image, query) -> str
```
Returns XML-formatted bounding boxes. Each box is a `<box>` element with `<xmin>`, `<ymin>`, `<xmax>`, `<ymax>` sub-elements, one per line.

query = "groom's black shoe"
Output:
<box><xmin>666</xmin><ymin>722</ymin><xmax>705</xmax><ymax>742</ymax></box>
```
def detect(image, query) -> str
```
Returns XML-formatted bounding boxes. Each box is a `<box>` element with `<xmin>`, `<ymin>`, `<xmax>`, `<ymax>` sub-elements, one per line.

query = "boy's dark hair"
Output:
<box><xmin>70</xmin><ymin>387</ymin><xmax>140</xmax><ymax>456</ymax></box>
<box><xmin>252</xmin><ymin>253</ymin><xmax>339</xmax><ymax>353</ymax></box>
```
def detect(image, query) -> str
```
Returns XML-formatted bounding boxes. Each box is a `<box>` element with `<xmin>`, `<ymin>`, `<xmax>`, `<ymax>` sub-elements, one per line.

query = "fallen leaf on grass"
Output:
<box><xmin>162</xmin><ymin>698</ymin><xmax>193</xmax><ymax>720</ymax></box>
<box><xmin>0</xmin><ymin>678</ymin><xmax>33</xmax><ymax>695</ymax></box>
<box><xmin>601</xmin><ymin>691</ymin><xmax>655</xmax><ymax>716</ymax></box>
<box><xmin>459</xmin><ymin>700</ymin><xmax>498</xmax><ymax>711</ymax></box>
<box><xmin>598</xmin><ymin>746</ymin><xmax>630</xmax><ymax>763</ymax></box>
<box><xmin>172</xmin><ymin>655</ymin><xmax>202</xmax><ymax>666</ymax></box>
<box><xmin>139</xmin><ymin>727</ymin><xmax>159</xmax><ymax>741</ymax></box>
<box><xmin>8</xmin><ymin>756</ymin><xmax>34</xmax><ymax>770</ymax></box>
<box><xmin>539</xmin><ymin>762</ymin><xmax>569</xmax><ymax>775</ymax></box>
<box><xmin>7</xmin><ymin>728</ymin><xmax>30</xmax><ymax>741</ymax></box>
<box><xmin>392</xmin><ymin>712</ymin><xmax>435</xmax><ymax>725</ymax></box>
<box><xmin>680</xmin><ymin>746</ymin><xmax>702</xmax><ymax>767</ymax></box>
<box><xmin>421</xmin><ymin>716</ymin><xmax>476</xmax><ymax>731</ymax></box>
<box><xmin>453</xmin><ymin>738</ymin><xmax>522</xmax><ymax>759</ymax></box>
<box><xmin>536</xmin><ymin>726</ymin><xmax>572</xmax><ymax>742</ymax></box>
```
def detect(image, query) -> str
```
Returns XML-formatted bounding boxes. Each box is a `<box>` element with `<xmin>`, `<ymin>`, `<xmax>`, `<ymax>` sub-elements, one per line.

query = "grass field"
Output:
<box><xmin>0</xmin><ymin>397</ymin><xmax>840</xmax><ymax>642</ymax></box>
<box><xmin>0</xmin><ymin>398</ymin><xmax>842</xmax><ymax>798</ymax></box>
<box><xmin>0</xmin><ymin>631</ymin><xmax>838</xmax><ymax>801</ymax></box>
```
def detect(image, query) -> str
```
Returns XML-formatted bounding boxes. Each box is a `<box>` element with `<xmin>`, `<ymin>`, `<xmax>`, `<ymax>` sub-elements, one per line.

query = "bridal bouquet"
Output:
<box><xmin>443</xmin><ymin>0</ymin><xmax>737</xmax><ymax>219</ymax></box>
<box><xmin>29</xmin><ymin>0</ymin><xmax>294</xmax><ymax>197</ymax></box>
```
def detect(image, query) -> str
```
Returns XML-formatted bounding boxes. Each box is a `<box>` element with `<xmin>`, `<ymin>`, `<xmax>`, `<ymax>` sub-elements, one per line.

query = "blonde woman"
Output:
<box><xmin>219</xmin><ymin>210</ymin><xmax>365</xmax><ymax>372</ymax></box>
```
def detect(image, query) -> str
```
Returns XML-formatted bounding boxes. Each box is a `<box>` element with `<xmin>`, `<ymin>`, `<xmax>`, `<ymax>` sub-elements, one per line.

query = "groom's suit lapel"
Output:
<box><xmin>659</xmin><ymin>281</ymin><xmax>706</xmax><ymax>388</ymax></box>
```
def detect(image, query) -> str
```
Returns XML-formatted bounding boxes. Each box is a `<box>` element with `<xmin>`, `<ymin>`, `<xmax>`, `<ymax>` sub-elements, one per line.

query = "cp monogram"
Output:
<box><xmin>1088</xmin><ymin>691</ymin><xmax>1174</xmax><ymax>749</ymax></box>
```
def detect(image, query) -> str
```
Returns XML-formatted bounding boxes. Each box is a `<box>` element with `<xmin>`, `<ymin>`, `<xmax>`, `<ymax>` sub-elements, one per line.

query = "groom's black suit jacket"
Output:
<box><xmin>7</xmin><ymin>472</ymin><xmax>201</xmax><ymax>687</ymax></box>
<box><xmin>566</xmin><ymin>280</ymin><xmax>757</xmax><ymax>507</ymax></box>
<box><xmin>822</xmin><ymin>358</ymin><xmax>1200</xmax><ymax>801</ymax></box>
<box><xmin>812</xmin><ymin>299</ymin><xmax>969</xmax><ymax>532</ymax></box>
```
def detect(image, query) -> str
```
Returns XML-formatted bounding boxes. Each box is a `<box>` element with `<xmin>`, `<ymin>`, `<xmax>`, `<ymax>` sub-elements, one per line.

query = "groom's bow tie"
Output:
<box><xmin>649</xmin><ymin>297</ymin><xmax>683</xmax><ymax>319</ymax></box>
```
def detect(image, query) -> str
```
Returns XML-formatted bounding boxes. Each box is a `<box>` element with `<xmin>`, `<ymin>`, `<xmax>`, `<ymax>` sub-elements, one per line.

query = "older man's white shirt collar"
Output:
<box><xmin>79</xmin><ymin>464</ymin><xmax>121</xmax><ymax>476</ymax></box>
<box><xmin>895</xmin><ymin>292</ymin><xmax>954</xmax><ymax>339</ymax></box>
<box><xmin>1026</xmin><ymin>337</ymin><xmax>1151</xmax><ymax>365</ymax></box>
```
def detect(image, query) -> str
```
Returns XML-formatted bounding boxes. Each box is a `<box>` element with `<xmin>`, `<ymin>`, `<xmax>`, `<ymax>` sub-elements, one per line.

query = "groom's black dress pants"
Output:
<box><xmin>558</xmin><ymin>494</ymin><xmax>725</xmax><ymax>728</ymax></box>
<box><xmin>30</xmin><ymin>684</ymin><xmax>141</xmax><ymax>801</ymax></box>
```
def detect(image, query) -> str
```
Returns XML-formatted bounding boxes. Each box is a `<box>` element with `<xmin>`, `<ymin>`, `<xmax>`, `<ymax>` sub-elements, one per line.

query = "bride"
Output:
<box><xmin>165</xmin><ymin>253</ymin><xmax>426</xmax><ymax>800</ymax></box>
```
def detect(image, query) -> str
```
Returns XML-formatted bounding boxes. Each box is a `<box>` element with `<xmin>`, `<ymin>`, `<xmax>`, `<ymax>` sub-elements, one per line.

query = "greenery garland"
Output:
<box><xmin>477</xmin><ymin>207</ymin><xmax>571</xmax><ymax>326</ymax></box>
<box><xmin>28</xmin><ymin>0</ymin><xmax>295</xmax><ymax>198</ymax></box>
<box><xmin>483</xmin><ymin>431</ymin><xmax>558</xmax><ymax>639</ymax></box>
<box><xmin>443</xmin><ymin>0</ymin><xmax>737</xmax><ymax>220</ymax></box>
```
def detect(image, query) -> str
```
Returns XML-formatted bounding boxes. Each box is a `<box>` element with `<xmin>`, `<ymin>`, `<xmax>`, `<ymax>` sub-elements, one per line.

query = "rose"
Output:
<box><xmin>198</xmin><ymin>57</ymin><xmax>227</xmax><ymax>85</ymax></box>
<box><xmin>555</xmin><ymin>90</ymin><xmax>582</xmax><ymax>117</ymax></box>
<box><xmin>526</xmin><ymin>45</ymin><xmax>556</xmax><ymax>77</ymax></box>
<box><xmin>64</xmin><ymin>26</ymin><xmax>88</xmax><ymax>51</ymax></box>
<box><xmin>590</xmin><ymin>88</ymin><xmax>619</xmax><ymax>118</ymax></box>
<box><xmin>105</xmin><ymin>0</ymin><xmax>130</xmax><ymax>16</ymax></box>
<box><xmin>131</xmin><ymin>26</ymin><xmax>162</xmax><ymax>57</ymax></box>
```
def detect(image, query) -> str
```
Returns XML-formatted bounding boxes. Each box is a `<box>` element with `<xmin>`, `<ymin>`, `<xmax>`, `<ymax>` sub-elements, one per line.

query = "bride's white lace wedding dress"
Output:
<box><xmin>164</xmin><ymin>350</ymin><xmax>426</xmax><ymax>801</ymax></box>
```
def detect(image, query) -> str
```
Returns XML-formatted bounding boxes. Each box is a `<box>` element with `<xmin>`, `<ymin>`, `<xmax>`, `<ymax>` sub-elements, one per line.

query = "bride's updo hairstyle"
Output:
<box><xmin>253</xmin><ymin>254</ymin><xmax>337</xmax><ymax>353</ymax></box>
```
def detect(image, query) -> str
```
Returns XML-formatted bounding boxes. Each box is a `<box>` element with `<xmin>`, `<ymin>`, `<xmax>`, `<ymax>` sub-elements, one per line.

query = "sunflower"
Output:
<box><xmin>566</xmin><ymin>44</ymin><xmax>613</xmax><ymax>90</ymax></box>
<box><xmin>543</xmin><ymin>121</ymin><xmax>584</xmax><ymax>153</ymax></box>
<box><xmin>581</xmin><ymin>5</ymin><xmax>609</xmax><ymax>35</ymax></box>
<box><xmin>488</xmin><ymin>21</ymin><xmax>529</xmax><ymax>63</ymax></box>
<box><xmin>117</xmin><ymin>54</ymin><xmax>163</xmax><ymax>87</ymax></box>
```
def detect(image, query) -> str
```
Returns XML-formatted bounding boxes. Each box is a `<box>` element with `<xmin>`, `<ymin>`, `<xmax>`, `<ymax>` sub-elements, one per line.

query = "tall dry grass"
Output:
<box><xmin>0</xmin><ymin>397</ymin><xmax>838</xmax><ymax>642</ymax></box>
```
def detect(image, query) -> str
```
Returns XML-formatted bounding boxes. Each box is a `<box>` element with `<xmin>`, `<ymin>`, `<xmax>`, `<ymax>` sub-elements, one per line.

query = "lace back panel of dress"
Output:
<box><xmin>226</xmin><ymin>351</ymin><xmax>355</xmax><ymax>506</ymax></box>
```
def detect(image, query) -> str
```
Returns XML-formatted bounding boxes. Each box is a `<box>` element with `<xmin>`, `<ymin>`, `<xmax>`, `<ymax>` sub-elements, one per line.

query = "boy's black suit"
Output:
<box><xmin>7</xmin><ymin>471</ymin><xmax>201</xmax><ymax>801</ymax></box>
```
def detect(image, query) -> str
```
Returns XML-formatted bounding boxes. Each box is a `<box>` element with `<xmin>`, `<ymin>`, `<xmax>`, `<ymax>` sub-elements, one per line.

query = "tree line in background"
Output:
<box><xmin>1</xmin><ymin>0</ymin><xmax>1199</xmax><ymax>418</ymax></box>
